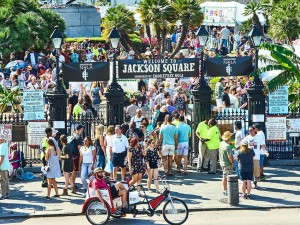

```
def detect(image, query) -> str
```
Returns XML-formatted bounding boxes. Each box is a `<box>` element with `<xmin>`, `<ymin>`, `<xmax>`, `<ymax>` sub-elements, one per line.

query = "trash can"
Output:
<box><xmin>227</xmin><ymin>174</ymin><xmax>239</xmax><ymax>206</ymax></box>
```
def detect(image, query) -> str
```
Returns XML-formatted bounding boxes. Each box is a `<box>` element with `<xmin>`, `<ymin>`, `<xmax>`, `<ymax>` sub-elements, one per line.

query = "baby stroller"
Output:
<box><xmin>9</xmin><ymin>143</ymin><xmax>27</xmax><ymax>180</ymax></box>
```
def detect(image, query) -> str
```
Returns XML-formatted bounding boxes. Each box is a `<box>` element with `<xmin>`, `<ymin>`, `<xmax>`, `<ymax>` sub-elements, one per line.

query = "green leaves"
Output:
<box><xmin>0</xmin><ymin>84</ymin><xmax>23</xmax><ymax>115</ymax></box>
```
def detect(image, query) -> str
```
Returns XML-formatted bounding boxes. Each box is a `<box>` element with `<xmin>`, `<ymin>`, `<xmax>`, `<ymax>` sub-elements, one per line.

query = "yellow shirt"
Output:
<box><xmin>196</xmin><ymin>121</ymin><xmax>209</xmax><ymax>139</ymax></box>
<box><xmin>172</xmin><ymin>120</ymin><xmax>180</xmax><ymax>127</ymax></box>
<box><xmin>206</xmin><ymin>125</ymin><xmax>221</xmax><ymax>150</ymax></box>
<box><xmin>73</xmin><ymin>104</ymin><xmax>83</xmax><ymax>118</ymax></box>
<box><xmin>41</xmin><ymin>137</ymin><xmax>49</xmax><ymax>160</ymax></box>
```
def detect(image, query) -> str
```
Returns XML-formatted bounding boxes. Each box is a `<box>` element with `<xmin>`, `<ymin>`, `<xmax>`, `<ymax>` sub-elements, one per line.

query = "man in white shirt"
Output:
<box><xmin>111</xmin><ymin>125</ymin><xmax>129</xmax><ymax>181</ymax></box>
<box><xmin>221</xmin><ymin>26</ymin><xmax>231</xmax><ymax>47</ymax></box>
<box><xmin>130</xmin><ymin>109</ymin><xmax>144</xmax><ymax>129</ymax></box>
<box><xmin>253</xmin><ymin>123</ymin><xmax>269</xmax><ymax>181</ymax></box>
<box><xmin>245</xmin><ymin>126</ymin><xmax>261</xmax><ymax>188</ymax></box>
<box><xmin>154</xmin><ymin>87</ymin><xmax>166</xmax><ymax>106</ymax></box>
<box><xmin>0</xmin><ymin>135</ymin><xmax>10</xmax><ymax>199</ymax></box>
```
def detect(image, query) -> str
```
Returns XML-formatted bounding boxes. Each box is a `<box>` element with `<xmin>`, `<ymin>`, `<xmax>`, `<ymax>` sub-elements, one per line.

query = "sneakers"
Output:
<box><xmin>260</xmin><ymin>174</ymin><xmax>266</xmax><ymax>181</ymax></box>
<box><xmin>243</xmin><ymin>194</ymin><xmax>247</xmax><ymax>199</ymax></box>
<box><xmin>223</xmin><ymin>190</ymin><xmax>228</xmax><ymax>196</ymax></box>
<box><xmin>247</xmin><ymin>194</ymin><xmax>251</xmax><ymax>199</ymax></box>
<box><xmin>0</xmin><ymin>195</ymin><xmax>5</xmax><ymax>200</ymax></box>
<box><xmin>253</xmin><ymin>181</ymin><xmax>258</xmax><ymax>189</ymax></box>
<box><xmin>44</xmin><ymin>196</ymin><xmax>50</xmax><ymax>200</ymax></box>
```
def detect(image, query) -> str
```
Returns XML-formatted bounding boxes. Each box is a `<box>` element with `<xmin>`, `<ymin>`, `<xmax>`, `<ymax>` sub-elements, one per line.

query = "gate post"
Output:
<box><xmin>191</xmin><ymin>51</ymin><xmax>212</xmax><ymax>155</ymax></box>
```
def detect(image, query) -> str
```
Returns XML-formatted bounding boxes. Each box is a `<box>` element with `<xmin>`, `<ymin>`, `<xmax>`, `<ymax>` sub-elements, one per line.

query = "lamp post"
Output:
<box><xmin>104</xmin><ymin>27</ymin><xmax>125</xmax><ymax>126</ymax></box>
<box><xmin>191</xmin><ymin>25</ymin><xmax>213</xmax><ymax>156</ymax></box>
<box><xmin>46</xmin><ymin>26</ymin><xmax>68</xmax><ymax>133</ymax></box>
<box><xmin>247</xmin><ymin>25</ymin><xmax>265</xmax><ymax>130</ymax></box>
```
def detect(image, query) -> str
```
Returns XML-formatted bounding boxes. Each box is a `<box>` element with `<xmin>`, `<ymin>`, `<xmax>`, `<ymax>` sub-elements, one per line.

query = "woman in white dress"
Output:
<box><xmin>147</xmin><ymin>80</ymin><xmax>158</xmax><ymax>110</ymax></box>
<box><xmin>104</xmin><ymin>125</ymin><xmax>115</xmax><ymax>178</ymax></box>
<box><xmin>229</xmin><ymin>86</ymin><xmax>239</xmax><ymax>109</ymax></box>
<box><xmin>45</xmin><ymin>137</ymin><xmax>61</xmax><ymax>200</ymax></box>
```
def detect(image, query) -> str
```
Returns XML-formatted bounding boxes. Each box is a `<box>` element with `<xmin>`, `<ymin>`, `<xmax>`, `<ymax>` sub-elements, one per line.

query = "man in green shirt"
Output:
<box><xmin>73</xmin><ymin>97</ymin><xmax>84</xmax><ymax>118</ymax></box>
<box><xmin>219</xmin><ymin>131</ymin><xmax>234</xmax><ymax>196</ymax></box>
<box><xmin>202</xmin><ymin>119</ymin><xmax>221</xmax><ymax>174</ymax></box>
<box><xmin>41</xmin><ymin>127</ymin><xmax>53</xmax><ymax>187</ymax></box>
<box><xmin>196</xmin><ymin>117</ymin><xmax>210</xmax><ymax>172</ymax></box>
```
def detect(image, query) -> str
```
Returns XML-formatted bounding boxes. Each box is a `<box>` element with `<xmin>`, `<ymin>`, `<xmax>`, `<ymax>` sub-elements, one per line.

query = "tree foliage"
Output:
<box><xmin>243</xmin><ymin>2</ymin><xmax>263</xmax><ymax>33</ymax></box>
<box><xmin>0</xmin><ymin>0</ymin><xmax>66</xmax><ymax>58</ymax></box>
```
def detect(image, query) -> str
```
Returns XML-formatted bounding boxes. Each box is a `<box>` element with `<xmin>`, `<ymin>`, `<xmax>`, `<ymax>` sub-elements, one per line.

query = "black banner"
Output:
<box><xmin>118</xmin><ymin>58</ymin><xmax>199</xmax><ymax>79</ymax></box>
<box><xmin>62</xmin><ymin>62</ymin><xmax>110</xmax><ymax>81</ymax></box>
<box><xmin>206</xmin><ymin>56</ymin><xmax>253</xmax><ymax>77</ymax></box>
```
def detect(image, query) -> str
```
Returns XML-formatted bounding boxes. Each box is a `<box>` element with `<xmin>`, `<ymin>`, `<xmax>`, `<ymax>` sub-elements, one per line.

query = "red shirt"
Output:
<box><xmin>91</xmin><ymin>177</ymin><xmax>107</xmax><ymax>190</ymax></box>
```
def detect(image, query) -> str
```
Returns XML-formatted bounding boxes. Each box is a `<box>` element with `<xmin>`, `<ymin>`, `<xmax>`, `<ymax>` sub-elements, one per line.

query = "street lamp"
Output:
<box><xmin>249</xmin><ymin>25</ymin><xmax>263</xmax><ymax>84</ymax></box>
<box><xmin>191</xmin><ymin>25</ymin><xmax>213</xmax><ymax>157</ymax></box>
<box><xmin>195</xmin><ymin>25</ymin><xmax>209</xmax><ymax>88</ymax></box>
<box><xmin>105</xmin><ymin>27</ymin><xmax>125</xmax><ymax>125</ymax></box>
<box><xmin>50</xmin><ymin>25</ymin><xmax>64</xmax><ymax>91</ymax></box>
<box><xmin>46</xmin><ymin>26</ymin><xmax>68</xmax><ymax>134</ymax></box>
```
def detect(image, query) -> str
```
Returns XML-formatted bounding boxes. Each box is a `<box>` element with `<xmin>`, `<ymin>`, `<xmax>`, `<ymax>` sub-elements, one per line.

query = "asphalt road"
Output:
<box><xmin>1</xmin><ymin>208</ymin><xmax>300</xmax><ymax>225</ymax></box>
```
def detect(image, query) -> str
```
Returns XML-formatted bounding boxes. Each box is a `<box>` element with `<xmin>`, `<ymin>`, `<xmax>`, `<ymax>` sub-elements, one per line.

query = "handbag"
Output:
<box><xmin>104</xmin><ymin>158</ymin><xmax>113</xmax><ymax>173</ymax></box>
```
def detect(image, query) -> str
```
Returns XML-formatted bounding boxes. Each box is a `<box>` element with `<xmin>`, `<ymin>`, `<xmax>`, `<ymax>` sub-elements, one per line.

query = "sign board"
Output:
<box><xmin>266</xmin><ymin>117</ymin><xmax>286</xmax><ymax>141</ymax></box>
<box><xmin>118</xmin><ymin>58</ymin><xmax>199</xmax><ymax>79</ymax></box>
<box><xmin>206</xmin><ymin>57</ymin><xmax>253</xmax><ymax>77</ymax></box>
<box><xmin>118</xmin><ymin>79</ymin><xmax>138</xmax><ymax>91</ymax></box>
<box><xmin>268</xmin><ymin>86</ymin><xmax>288</xmax><ymax>114</ymax></box>
<box><xmin>27</xmin><ymin>122</ymin><xmax>48</xmax><ymax>145</ymax></box>
<box><xmin>0</xmin><ymin>124</ymin><xmax>12</xmax><ymax>141</ymax></box>
<box><xmin>53</xmin><ymin>121</ymin><xmax>65</xmax><ymax>129</ymax></box>
<box><xmin>286</xmin><ymin>118</ymin><xmax>300</xmax><ymax>133</ymax></box>
<box><xmin>252</xmin><ymin>114</ymin><xmax>265</xmax><ymax>123</ymax></box>
<box><xmin>203</xmin><ymin>7</ymin><xmax>236</xmax><ymax>24</ymax></box>
<box><xmin>23</xmin><ymin>90</ymin><xmax>44</xmax><ymax>121</ymax></box>
<box><xmin>62</xmin><ymin>62</ymin><xmax>110</xmax><ymax>81</ymax></box>
<box><xmin>12</xmin><ymin>125</ymin><xmax>26</xmax><ymax>142</ymax></box>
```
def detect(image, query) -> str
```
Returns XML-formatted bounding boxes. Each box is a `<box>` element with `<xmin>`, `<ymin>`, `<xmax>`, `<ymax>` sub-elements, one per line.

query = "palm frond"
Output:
<box><xmin>267</xmin><ymin>71</ymin><xmax>293</xmax><ymax>92</ymax></box>
<box><xmin>249</xmin><ymin>64</ymin><xmax>285</xmax><ymax>77</ymax></box>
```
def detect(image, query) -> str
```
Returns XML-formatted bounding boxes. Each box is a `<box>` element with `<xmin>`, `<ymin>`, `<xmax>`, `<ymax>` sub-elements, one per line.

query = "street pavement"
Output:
<box><xmin>0</xmin><ymin>165</ymin><xmax>300</xmax><ymax>219</ymax></box>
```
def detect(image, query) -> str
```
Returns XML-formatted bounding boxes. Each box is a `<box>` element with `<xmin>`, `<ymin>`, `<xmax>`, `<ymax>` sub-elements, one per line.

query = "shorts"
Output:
<box><xmin>112</xmin><ymin>151</ymin><xmax>127</xmax><ymax>168</ymax></box>
<box><xmin>221</xmin><ymin>166</ymin><xmax>233</xmax><ymax>178</ymax></box>
<box><xmin>253</xmin><ymin>160</ymin><xmax>260</xmax><ymax>180</ymax></box>
<box><xmin>177</xmin><ymin>142</ymin><xmax>189</xmax><ymax>156</ymax></box>
<box><xmin>149</xmin><ymin>161</ymin><xmax>158</xmax><ymax>169</ymax></box>
<box><xmin>259</xmin><ymin>155</ymin><xmax>265</xmax><ymax>167</ymax></box>
<box><xmin>212</xmin><ymin>38</ymin><xmax>217</xmax><ymax>44</ymax></box>
<box><xmin>161</xmin><ymin>145</ymin><xmax>175</xmax><ymax>157</ymax></box>
<box><xmin>240</xmin><ymin>171</ymin><xmax>253</xmax><ymax>181</ymax></box>
<box><xmin>110</xmin><ymin>185</ymin><xmax>119</xmax><ymax>199</ymax></box>
<box><xmin>73</xmin><ymin>156</ymin><xmax>80</xmax><ymax>171</ymax></box>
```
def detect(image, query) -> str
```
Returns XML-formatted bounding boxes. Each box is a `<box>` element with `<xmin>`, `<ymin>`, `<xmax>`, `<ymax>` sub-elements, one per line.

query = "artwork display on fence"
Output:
<box><xmin>286</xmin><ymin>119</ymin><xmax>300</xmax><ymax>133</ymax></box>
<box><xmin>23</xmin><ymin>90</ymin><xmax>44</xmax><ymax>121</ymax></box>
<box><xmin>118</xmin><ymin>58</ymin><xmax>199</xmax><ymax>79</ymax></box>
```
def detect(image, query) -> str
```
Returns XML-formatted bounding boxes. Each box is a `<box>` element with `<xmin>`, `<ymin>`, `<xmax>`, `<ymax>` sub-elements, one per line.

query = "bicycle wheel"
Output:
<box><xmin>162</xmin><ymin>198</ymin><xmax>189</xmax><ymax>225</ymax></box>
<box><xmin>85</xmin><ymin>199</ymin><xmax>110</xmax><ymax>225</ymax></box>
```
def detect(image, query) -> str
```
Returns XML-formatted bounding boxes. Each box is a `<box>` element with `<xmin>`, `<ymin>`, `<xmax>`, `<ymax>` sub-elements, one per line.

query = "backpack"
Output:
<box><xmin>67</xmin><ymin>135</ymin><xmax>78</xmax><ymax>156</ymax></box>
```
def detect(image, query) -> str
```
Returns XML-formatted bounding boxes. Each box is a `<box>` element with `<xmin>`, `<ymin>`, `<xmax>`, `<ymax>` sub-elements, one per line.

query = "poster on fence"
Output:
<box><xmin>23</xmin><ymin>90</ymin><xmax>44</xmax><ymax>121</ymax></box>
<box><xmin>268</xmin><ymin>86</ymin><xmax>288</xmax><ymax>114</ymax></box>
<box><xmin>0</xmin><ymin>124</ymin><xmax>12</xmax><ymax>141</ymax></box>
<box><xmin>27</xmin><ymin>122</ymin><xmax>48</xmax><ymax>145</ymax></box>
<box><xmin>286</xmin><ymin>118</ymin><xmax>300</xmax><ymax>133</ymax></box>
<box><xmin>266</xmin><ymin>117</ymin><xmax>286</xmax><ymax>141</ymax></box>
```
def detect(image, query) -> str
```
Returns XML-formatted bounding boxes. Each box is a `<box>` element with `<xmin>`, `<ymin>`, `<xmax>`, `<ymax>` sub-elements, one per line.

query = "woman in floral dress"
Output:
<box><xmin>128</xmin><ymin>137</ymin><xmax>146</xmax><ymax>193</ymax></box>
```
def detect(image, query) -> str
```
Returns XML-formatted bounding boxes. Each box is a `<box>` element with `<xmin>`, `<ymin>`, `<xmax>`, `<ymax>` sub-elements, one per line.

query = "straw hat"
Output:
<box><xmin>176</xmin><ymin>86</ymin><xmax>184</xmax><ymax>94</ymax></box>
<box><xmin>221</xmin><ymin>131</ymin><xmax>234</xmax><ymax>141</ymax></box>
<box><xmin>93</xmin><ymin>167</ymin><xmax>104</xmax><ymax>174</ymax></box>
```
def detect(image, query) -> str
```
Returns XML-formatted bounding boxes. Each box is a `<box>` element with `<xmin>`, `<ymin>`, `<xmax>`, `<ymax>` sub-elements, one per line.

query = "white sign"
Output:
<box><xmin>0</xmin><ymin>124</ymin><xmax>12</xmax><ymax>141</ymax></box>
<box><xmin>118</xmin><ymin>80</ymin><xmax>138</xmax><ymax>91</ymax></box>
<box><xmin>253</xmin><ymin>114</ymin><xmax>265</xmax><ymax>122</ymax></box>
<box><xmin>286</xmin><ymin>118</ymin><xmax>300</xmax><ymax>133</ymax></box>
<box><xmin>203</xmin><ymin>7</ymin><xmax>236</xmax><ymax>24</ymax></box>
<box><xmin>53</xmin><ymin>121</ymin><xmax>65</xmax><ymax>129</ymax></box>
<box><xmin>27</xmin><ymin>122</ymin><xmax>48</xmax><ymax>145</ymax></box>
<box><xmin>266</xmin><ymin>117</ymin><xmax>286</xmax><ymax>141</ymax></box>
<box><xmin>23</xmin><ymin>90</ymin><xmax>44</xmax><ymax>120</ymax></box>
<box><xmin>268</xmin><ymin>86</ymin><xmax>288</xmax><ymax>114</ymax></box>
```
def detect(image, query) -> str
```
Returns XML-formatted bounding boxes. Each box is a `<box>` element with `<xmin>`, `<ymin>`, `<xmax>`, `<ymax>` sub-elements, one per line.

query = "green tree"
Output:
<box><xmin>243</xmin><ymin>2</ymin><xmax>263</xmax><ymax>33</ymax></box>
<box><xmin>102</xmin><ymin>4</ymin><xmax>142</xmax><ymax>58</ymax></box>
<box><xmin>169</xmin><ymin>0</ymin><xmax>203</xmax><ymax>58</ymax></box>
<box><xmin>138</xmin><ymin>0</ymin><xmax>176</xmax><ymax>52</ymax></box>
<box><xmin>250</xmin><ymin>43</ymin><xmax>300</xmax><ymax>111</ymax></box>
<box><xmin>0</xmin><ymin>0</ymin><xmax>65</xmax><ymax>58</ymax></box>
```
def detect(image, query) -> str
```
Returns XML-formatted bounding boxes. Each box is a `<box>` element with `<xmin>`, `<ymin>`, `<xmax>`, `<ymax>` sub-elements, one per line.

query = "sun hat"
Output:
<box><xmin>221</xmin><ymin>131</ymin><xmax>234</xmax><ymax>141</ymax></box>
<box><xmin>93</xmin><ymin>167</ymin><xmax>104</xmax><ymax>174</ymax></box>
<box><xmin>176</xmin><ymin>86</ymin><xmax>184</xmax><ymax>94</ymax></box>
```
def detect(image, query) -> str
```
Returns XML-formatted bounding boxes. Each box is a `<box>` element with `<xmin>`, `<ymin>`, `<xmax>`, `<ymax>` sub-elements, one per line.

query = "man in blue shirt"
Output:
<box><xmin>0</xmin><ymin>135</ymin><xmax>10</xmax><ymax>199</ymax></box>
<box><xmin>159</xmin><ymin>115</ymin><xmax>178</xmax><ymax>176</ymax></box>
<box><xmin>177</xmin><ymin>116</ymin><xmax>191</xmax><ymax>175</ymax></box>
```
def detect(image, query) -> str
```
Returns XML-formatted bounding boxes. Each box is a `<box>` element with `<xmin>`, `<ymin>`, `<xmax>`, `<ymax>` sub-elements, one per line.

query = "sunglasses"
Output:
<box><xmin>140</xmin><ymin>126</ymin><xmax>145</xmax><ymax>128</ymax></box>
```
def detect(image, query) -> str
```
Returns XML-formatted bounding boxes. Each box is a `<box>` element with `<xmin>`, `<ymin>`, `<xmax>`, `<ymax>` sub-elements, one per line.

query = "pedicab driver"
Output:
<box><xmin>91</xmin><ymin>168</ymin><xmax>128</xmax><ymax>216</ymax></box>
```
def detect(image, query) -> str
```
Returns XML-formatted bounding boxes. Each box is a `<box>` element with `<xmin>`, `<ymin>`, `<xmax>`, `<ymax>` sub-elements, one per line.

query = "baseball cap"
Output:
<box><xmin>76</xmin><ymin>124</ymin><xmax>84</xmax><ymax>130</ymax></box>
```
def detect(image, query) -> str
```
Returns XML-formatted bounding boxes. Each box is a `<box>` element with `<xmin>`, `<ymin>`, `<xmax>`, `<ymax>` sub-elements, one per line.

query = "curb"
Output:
<box><xmin>1</xmin><ymin>205</ymin><xmax>300</xmax><ymax>219</ymax></box>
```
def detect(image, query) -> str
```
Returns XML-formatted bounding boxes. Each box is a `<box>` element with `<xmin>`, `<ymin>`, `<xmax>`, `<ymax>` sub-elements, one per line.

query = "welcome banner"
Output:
<box><xmin>62</xmin><ymin>62</ymin><xmax>110</xmax><ymax>81</ymax></box>
<box><xmin>118</xmin><ymin>58</ymin><xmax>199</xmax><ymax>79</ymax></box>
<box><xmin>206</xmin><ymin>56</ymin><xmax>253</xmax><ymax>77</ymax></box>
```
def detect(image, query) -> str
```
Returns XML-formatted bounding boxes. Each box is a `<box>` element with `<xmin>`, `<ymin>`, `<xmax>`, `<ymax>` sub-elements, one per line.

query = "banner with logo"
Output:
<box><xmin>62</xmin><ymin>62</ymin><xmax>110</xmax><ymax>81</ymax></box>
<box><xmin>118</xmin><ymin>58</ymin><xmax>199</xmax><ymax>79</ymax></box>
<box><xmin>206</xmin><ymin>57</ymin><xmax>253</xmax><ymax>77</ymax></box>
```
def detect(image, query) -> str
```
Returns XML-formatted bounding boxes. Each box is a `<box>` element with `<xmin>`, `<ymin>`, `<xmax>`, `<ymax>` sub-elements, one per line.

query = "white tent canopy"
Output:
<box><xmin>200</xmin><ymin>1</ymin><xmax>266</xmax><ymax>27</ymax></box>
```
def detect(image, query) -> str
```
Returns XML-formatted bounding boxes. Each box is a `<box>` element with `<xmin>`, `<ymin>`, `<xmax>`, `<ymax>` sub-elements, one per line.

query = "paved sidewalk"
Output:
<box><xmin>1</xmin><ymin>166</ymin><xmax>300</xmax><ymax>218</ymax></box>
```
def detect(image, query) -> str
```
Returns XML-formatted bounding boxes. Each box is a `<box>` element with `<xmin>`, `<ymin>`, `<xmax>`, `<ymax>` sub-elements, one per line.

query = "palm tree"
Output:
<box><xmin>138</xmin><ymin>0</ymin><xmax>176</xmax><ymax>52</ymax></box>
<box><xmin>102</xmin><ymin>4</ymin><xmax>142</xmax><ymax>58</ymax></box>
<box><xmin>250</xmin><ymin>43</ymin><xmax>300</xmax><ymax>111</ymax></box>
<box><xmin>169</xmin><ymin>0</ymin><xmax>203</xmax><ymax>59</ymax></box>
<box><xmin>243</xmin><ymin>2</ymin><xmax>263</xmax><ymax>33</ymax></box>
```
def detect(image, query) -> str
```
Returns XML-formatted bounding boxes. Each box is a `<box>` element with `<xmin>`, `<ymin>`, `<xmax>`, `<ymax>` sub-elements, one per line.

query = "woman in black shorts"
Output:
<box><xmin>144</xmin><ymin>139</ymin><xmax>161</xmax><ymax>193</ymax></box>
<box><xmin>236</xmin><ymin>139</ymin><xmax>255</xmax><ymax>199</ymax></box>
